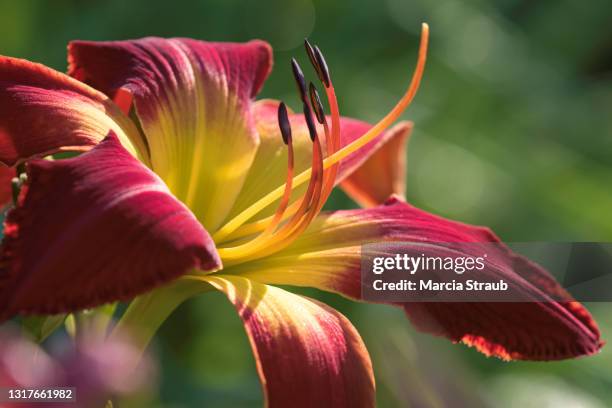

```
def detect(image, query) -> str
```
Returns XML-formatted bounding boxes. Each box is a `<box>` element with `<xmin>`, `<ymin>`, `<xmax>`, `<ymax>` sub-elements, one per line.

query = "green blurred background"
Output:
<box><xmin>2</xmin><ymin>0</ymin><xmax>611</xmax><ymax>406</ymax></box>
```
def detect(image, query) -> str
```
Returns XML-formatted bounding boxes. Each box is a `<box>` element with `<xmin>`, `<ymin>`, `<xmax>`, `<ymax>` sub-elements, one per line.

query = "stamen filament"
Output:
<box><xmin>215</xmin><ymin>102</ymin><xmax>295</xmax><ymax>253</ymax></box>
<box><xmin>213</xmin><ymin>23</ymin><xmax>429</xmax><ymax>243</ymax></box>
<box><xmin>218</xmin><ymin>135</ymin><xmax>324</xmax><ymax>262</ymax></box>
<box><xmin>262</xmin><ymin>134</ymin><xmax>294</xmax><ymax>235</ymax></box>
<box><xmin>291</xmin><ymin>58</ymin><xmax>308</xmax><ymax>102</ymax></box>
<box><xmin>269</xmin><ymin>136</ymin><xmax>323</xmax><ymax>236</ymax></box>
<box><xmin>218</xmin><ymin>83</ymin><xmax>340</xmax><ymax>243</ymax></box>
<box><xmin>233</xmin><ymin>139</ymin><xmax>324</xmax><ymax>263</ymax></box>
<box><xmin>221</xmin><ymin>200</ymin><xmax>301</xmax><ymax>242</ymax></box>
<box><xmin>218</xmin><ymin>100</ymin><xmax>324</xmax><ymax>261</ymax></box>
<box><xmin>318</xmin><ymin>84</ymin><xmax>341</xmax><ymax>207</ymax></box>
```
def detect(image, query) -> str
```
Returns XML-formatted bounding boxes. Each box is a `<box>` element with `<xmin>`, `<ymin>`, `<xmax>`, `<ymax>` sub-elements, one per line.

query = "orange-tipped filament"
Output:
<box><xmin>214</xmin><ymin>23</ymin><xmax>429</xmax><ymax>261</ymax></box>
<box><xmin>218</xmin><ymin>101</ymin><xmax>325</xmax><ymax>264</ymax></box>
<box><xmin>259</xmin><ymin>102</ymin><xmax>295</xmax><ymax>239</ymax></box>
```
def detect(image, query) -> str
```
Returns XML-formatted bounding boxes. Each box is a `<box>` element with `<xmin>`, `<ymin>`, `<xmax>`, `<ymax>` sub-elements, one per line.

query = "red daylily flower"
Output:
<box><xmin>0</xmin><ymin>24</ymin><xmax>602</xmax><ymax>407</ymax></box>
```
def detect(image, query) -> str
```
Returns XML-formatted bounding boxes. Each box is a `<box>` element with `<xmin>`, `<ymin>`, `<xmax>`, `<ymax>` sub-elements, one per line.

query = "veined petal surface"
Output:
<box><xmin>0</xmin><ymin>134</ymin><xmax>220</xmax><ymax>320</ymax></box>
<box><xmin>198</xmin><ymin>274</ymin><xmax>375</xmax><ymax>408</ymax></box>
<box><xmin>0</xmin><ymin>56</ymin><xmax>144</xmax><ymax>166</ymax></box>
<box><xmin>231</xmin><ymin>197</ymin><xmax>602</xmax><ymax>361</ymax></box>
<box><xmin>68</xmin><ymin>38</ymin><xmax>273</xmax><ymax>231</ymax></box>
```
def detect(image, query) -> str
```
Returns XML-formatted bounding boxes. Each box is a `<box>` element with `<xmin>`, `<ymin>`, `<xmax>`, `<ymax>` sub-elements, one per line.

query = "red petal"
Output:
<box><xmin>0</xmin><ymin>165</ymin><xmax>16</xmax><ymax>208</ymax></box>
<box><xmin>68</xmin><ymin>38</ymin><xmax>273</xmax><ymax>230</ymax></box>
<box><xmin>201</xmin><ymin>274</ymin><xmax>375</xmax><ymax>408</ymax></box>
<box><xmin>68</xmin><ymin>38</ymin><xmax>271</xmax><ymax>102</ymax></box>
<box><xmin>339</xmin><ymin>121</ymin><xmax>412</xmax><ymax>207</ymax></box>
<box><xmin>0</xmin><ymin>134</ymin><xmax>220</xmax><ymax>320</ymax></box>
<box><xmin>0</xmin><ymin>56</ymin><xmax>143</xmax><ymax>166</ymax></box>
<box><xmin>235</xmin><ymin>197</ymin><xmax>602</xmax><ymax>361</ymax></box>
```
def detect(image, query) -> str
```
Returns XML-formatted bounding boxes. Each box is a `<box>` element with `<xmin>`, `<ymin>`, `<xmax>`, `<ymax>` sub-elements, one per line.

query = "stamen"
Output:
<box><xmin>270</xmin><ymin>102</ymin><xmax>324</xmax><ymax>236</ymax></box>
<box><xmin>278</xmin><ymin>101</ymin><xmax>292</xmax><ymax>145</ymax></box>
<box><xmin>217</xmin><ymin>52</ymin><xmax>336</xmax><ymax>244</ymax></box>
<box><xmin>220</xmin><ymin>84</ymin><xmax>334</xmax><ymax>246</ymax></box>
<box><xmin>291</xmin><ymin>58</ymin><xmax>307</xmax><ymax>102</ymax></box>
<box><xmin>309</xmin><ymin>82</ymin><xmax>325</xmax><ymax>124</ymax></box>
<box><xmin>319</xmin><ymin>65</ymin><xmax>341</xmax><ymax>200</ymax></box>
<box><xmin>303</xmin><ymin>102</ymin><xmax>318</xmax><ymax>141</ymax></box>
<box><xmin>244</xmin><ymin>138</ymin><xmax>324</xmax><ymax>261</ymax></box>
<box><xmin>313</xmin><ymin>46</ymin><xmax>331</xmax><ymax>88</ymax></box>
<box><xmin>309</xmin><ymin>44</ymin><xmax>340</xmax><ymax>208</ymax></box>
<box><xmin>215</xmin><ymin>102</ymin><xmax>297</xmax><ymax>260</ymax></box>
<box><xmin>259</xmin><ymin>103</ymin><xmax>295</xmax><ymax>235</ymax></box>
<box><xmin>317</xmin><ymin>89</ymin><xmax>340</xmax><ymax>207</ymax></box>
<box><xmin>214</xmin><ymin>42</ymin><xmax>338</xmax><ymax>245</ymax></box>
<box><xmin>304</xmin><ymin>39</ymin><xmax>316</xmax><ymax>67</ymax></box>
<box><xmin>272</xmin><ymin>134</ymin><xmax>322</xmax><ymax>236</ymax></box>
<box><xmin>305</xmin><ymin>39</ymin><xmax>325</xmax><ymax>85</ymax></box>
<box><xmin>213</xmin><ymin>23</ymin><xmax>429</xmax><ymax>243</ymax></box>
<box><xmin>218</xmin><ymin>116</ymin><xmax>324</xmax><ymax>263</ymax></box>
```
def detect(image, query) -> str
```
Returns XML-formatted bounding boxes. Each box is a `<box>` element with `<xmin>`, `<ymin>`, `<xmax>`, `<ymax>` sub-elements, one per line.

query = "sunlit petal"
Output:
<box><xmin>0</xmin><ymin>134</ymin><xmax>220</xmax><ymax>320</ymax></box>
<box><xmin>195</xmin><ymin>274</ymin><xmax>375</xmax><ymax>408</ymax></box>
<box><xmin>231</xmin><ymin>197</ymin><xmax>602</xmax><ymax>361</ymax></box>
<box><xmin>0</xmin><ymin>56</ymin><xmax>144</xmax><ymax>166</ymax></box>
<box><xmin>68</xmin><ymin>38</ymin><xmax>273</xmax><ymax>230</ymax></box>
